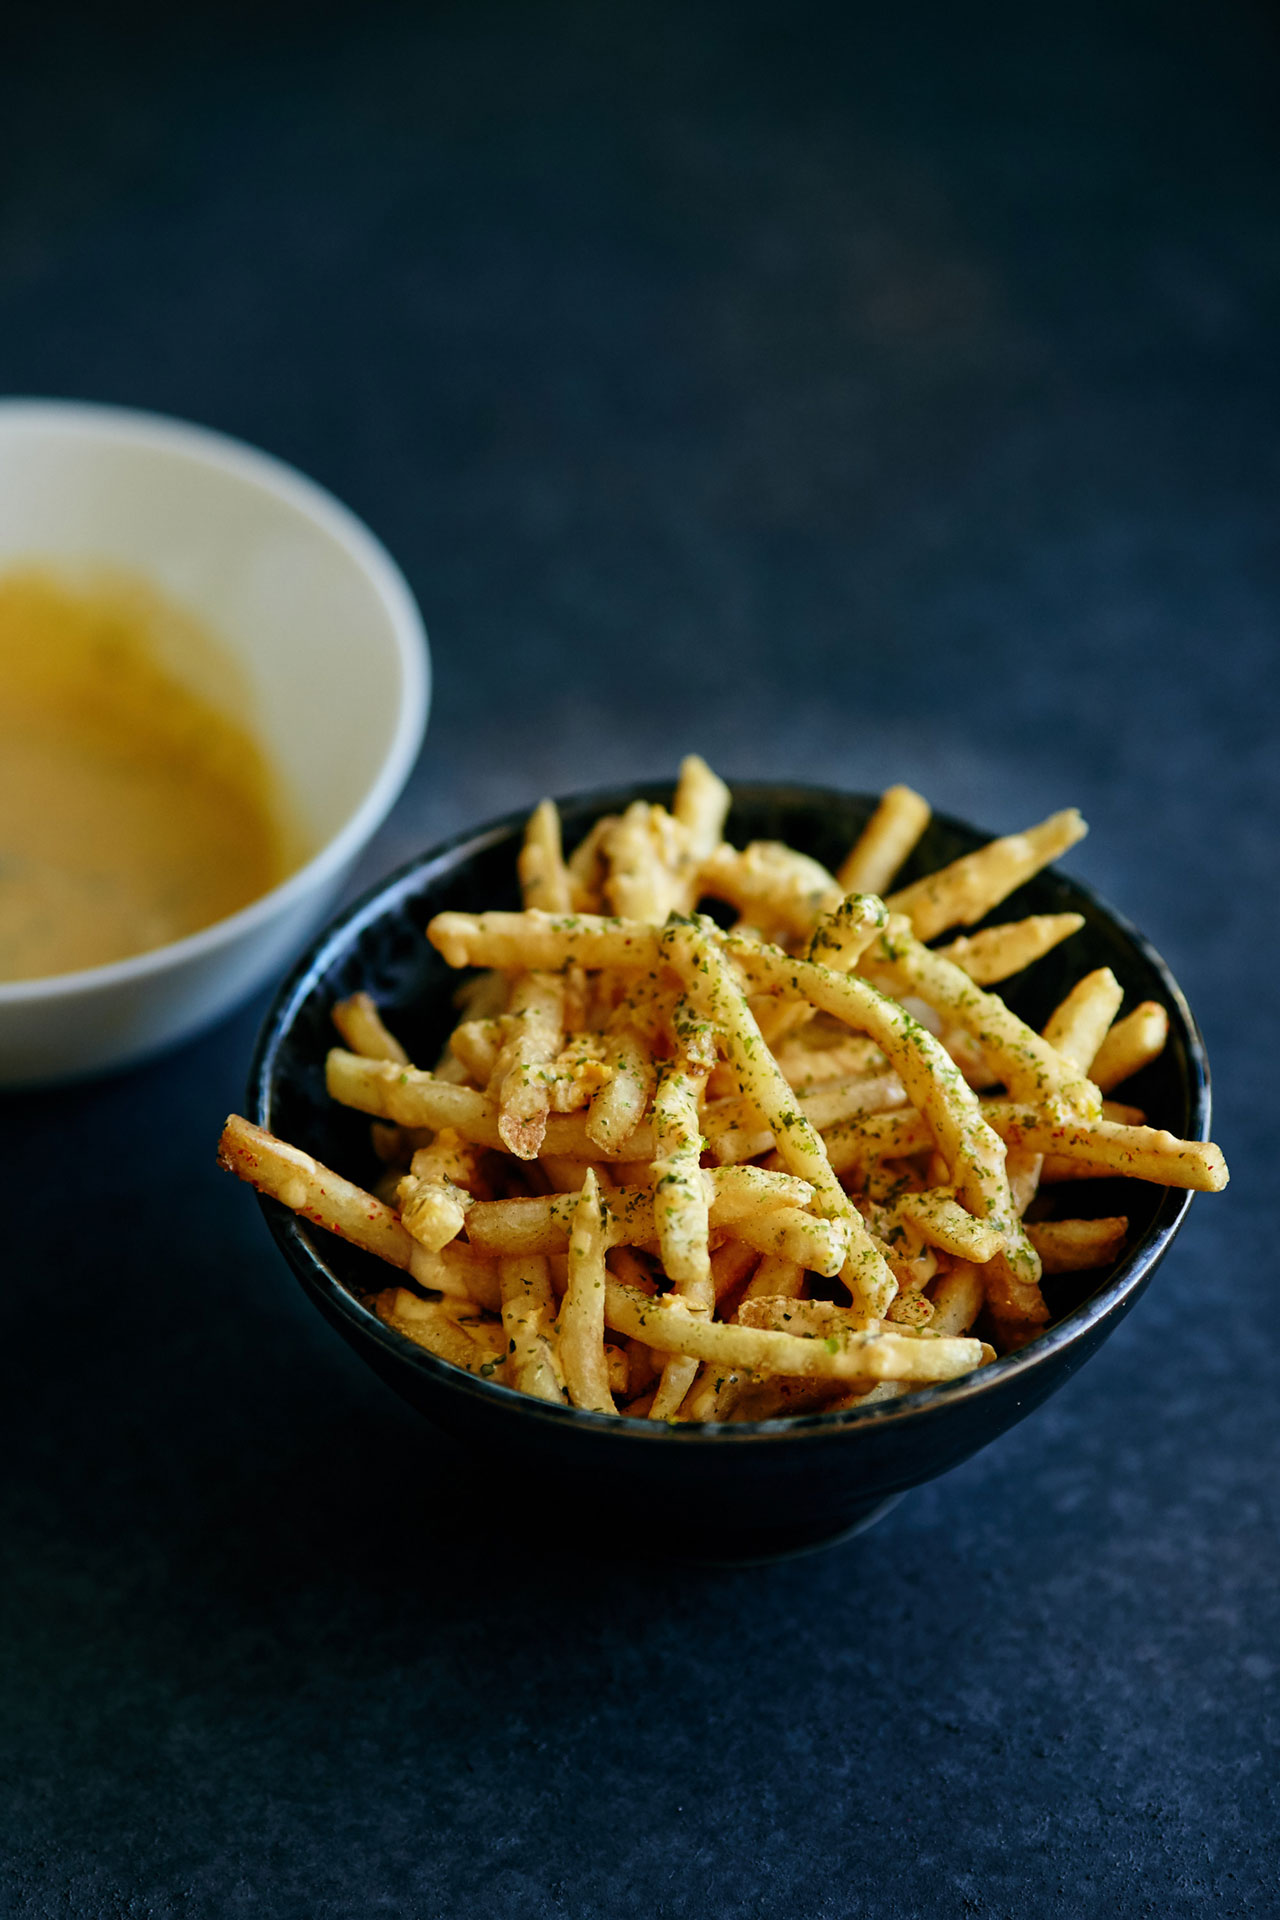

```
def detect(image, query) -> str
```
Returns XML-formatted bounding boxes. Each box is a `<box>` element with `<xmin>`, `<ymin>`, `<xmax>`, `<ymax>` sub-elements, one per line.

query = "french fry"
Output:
<box><xmin>1089</xmin><ymin>1001</ymin><xmax>1170</xmax><ymax>1092</ymax></box>
<box><xmin>518</xmin><ymin>798</ymin><xmax>574</xmax><ymax>914</ymax></box>
<box><xmin>218</xmin><ymin>1115</ymin><xmax>414</xmax><ymax>1269</ymax></box>
<box><xmin>1043</xmin><ymin>967</ymin><xmax>1125</xmax><ymax>1072</ymax></box>
<box><xmin>710</xmin><ymin>1240</ymin><xmax>760</xmax><ymax>1303</ymax></box>
<box><xmin>405</xmin><ymin>1242</ymin><xmax>503</xmax><ymax>1310</ymax></box>
<box><xmin>565</xmin><ymin>814</ymin><xmax>617</xmax><ymax>911</ymax></box>
<box><xmin>740</xmin><ymin>1254</ymin><xmax>806</xmax><ymax>1300</ymax></box>
<box><xmin>886</xmin><ymin>1287</ymin><xmax>935</xmax><ymax>1327</ymax></box>
<box><xmin>651</xmin><ymin>1054</ymin><xmax>712</xmax><ymax>1295</ymax></box>
<box><xmin>796</xmin><ymin>1072</ymin><xmax>907</xmax><ymax>1130</ymax></box>
<box><xmin>449</xmin><ymin>1017</ymin><xmax>502</xmax><ymax>1083</ymax></box>
<box><xmin>489</xmin><ymin>971</ymin><xmax>565</xmax><ymax>1159</ymax></box>
<box><xmin>499</xmin><ymin>1254</ymin><xmax>565</xmax><ymax>1401</ymax></box>
<box><xmin>683</xmin><ymin>1364</ymin><xmax>754</xmax><ymax>1423</ymax></box>
<box><xmin>889</xmin><ymin>1188</ymin><xmax>1004</xmax><ymax>1265</ymax></box>
<box><xmin>727</xmin><ymin>1207</ymin><xmax>850</xmax><ymax>1276</ymax></box>
<box><xmin>808</xmin><ymin>892</ymin><xmax>889</xmax><ymax>971</ymax></box>
<box><xmin>326</xmin><ymin>1052</ymin><xmax>656</xmax><ymax>1160</ymax></box>
<box><xmin>428</xmin><ymin>910</ymin><xmax>662</xmax><ymax>974</ymax></box>
<box><xmin>774</xmin><ymin>1033</ymin><xmax>887</xmax><ymax>1088</ymax></box>
<box><xmin>397</xmin><ymin>1171</ymin><xmax>472</xmax><ymax>1253</ymax></box>
<box><xmin>331</xmin><ymin>991</ymin><xmax>410</xmax><ymax>1066</ymax></box>
<box><xmin>980</xmin><ymin>1105</ymin><xmax>1228</xmax><ymax>1191</ymax></box>
<box><xmin>648</xmin><ymin>1026</ymin><xmax>714</xmax><ymax>1420</ymax></box>
<box><xmin>729</xmin><ymin>1376</ymin><xmax>856</xmax><ymax>1421</ymax></box>
<box><xmin>1026</xmin><ymin>1217</ymin><xmax>1129</xmax><ymax>1273</ymax></box>
<box><xmin>926</xmin><ymin>1261</ymin><xmax>986</xmax><ymax>1336</ymax></box>
<box><xmin>558</xmin><ymin>1169</ymin><xmax>616</xmax><ymax>1414</ymax></box>
<box><xmin>604</xmin><ymin>800</ymin><xmax>685</xmax><ymax>922</ymax></box>
<box><xmin>885</xmin><ymin>808</ymin><xmax>1087</xmax><ymax>940</ymax></box>
<box><xmin>466</xmin><ymin>1179</ymin><xmax>835</xmax><ymax>1270</ymax></box>
<box><xmin>673</xmin><ymin>753</ymin><xmax>731</xmax><ymax>864</ymax></box>
<box><xmin>836</xmin><ymin>785</ymin><xmax>931</xmax><ymax>895</ymax></box>
<box><xmin>435</xmin><ymin>1298</ymin><xmax>509</xmax><ymax>1363</ymax></box>
<box><xmin>737</xmin><ymin>1296</ymin><xmax>876</xmax><ymax>1338</ymax></box>
<box><xmin>822</xmin><ymin>1110</ymin><xmax>933</xmax><ymax>1177</ymax></box>
<box><xmin>585</xmin><ymin>1026</ymin><xmax>655</xmax><ymax>1153</ymax></box>
<box><xmin>708</xmin><ymin>1164</ymin><xmax>816</xmax><ymax>1217</ymax></box>
<box><xmin>934</xmin><ymin>913</ymin><xmax>1084</xmax><ymax>986</ymax></box>
<box><xmin>697</xmin><ymin>842</ymin><xmax>843</xmax><ymax>940</ymax></box>
<box><xmin>374</xmin><ymin>1288</ymin><xmax>507</xmax><ymax>1378</ymax></box>
<box><xmin>606</xmin><ymin>1281</ymin><xmax>986</xmax><ymax>1384</ymax></box>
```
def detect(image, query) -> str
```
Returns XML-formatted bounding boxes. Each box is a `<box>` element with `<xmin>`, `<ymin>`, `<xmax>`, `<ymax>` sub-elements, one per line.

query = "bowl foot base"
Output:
<box><xmin>674</xmin><ymin>1491</ymin><xmax>908</xmax><ymax>1566</ymax></box>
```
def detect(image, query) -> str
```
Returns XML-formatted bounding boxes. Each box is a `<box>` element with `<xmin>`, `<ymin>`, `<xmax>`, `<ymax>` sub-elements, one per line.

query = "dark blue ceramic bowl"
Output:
<box><xmin>248</xmin><ymin>783</ymin><xmax>1211</xmax><ymax>1559</ymax></box>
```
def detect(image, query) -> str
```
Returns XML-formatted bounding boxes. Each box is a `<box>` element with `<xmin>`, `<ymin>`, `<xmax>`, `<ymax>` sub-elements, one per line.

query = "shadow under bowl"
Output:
<box><xmin>249</xmin><ymin>783</ymin><xmax>1210</xmax><ymax>1560</ymax></box>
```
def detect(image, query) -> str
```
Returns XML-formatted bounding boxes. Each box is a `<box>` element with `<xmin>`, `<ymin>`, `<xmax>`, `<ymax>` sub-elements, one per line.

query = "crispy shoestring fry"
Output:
<box><xmin>981</xmin><ymin>1106</ymin><xmax>1228</xmax><ymax>1190</ymax></box>
<box><xmin>673</xmin><ymin>754</ymin><xmax>731</xmax><ymax>865</ymax></box>
<box><xmin>518</xmin><ymin>798</ymin><xmax>574</xmax><ymax>914</ymax></box>
<box><xmin>605</xmin><ymin>1281</ymin><xmax>986</xmax><ymax>1384</ymax></box>
<box><xmin>1026</xmin><ymin>1217</ymin><xmax>1129</xmax><ymax>1273</ymax></box>
<box><xmin>489</xmin><ymin>970</ymin><xmax>565</xmax><ymax>1159</ymax></box>
<box><xmin>499</xmin><ymin>1254</ymin><xmax>565</xmax><ymax>1401</ymax></box>
<box><xmin>1042</xmin><ymin>967</ymin><xmax>1125</xmax><ymax>1072</ymax></box>
<box><xmin>1089</xmin><ymin>1001</ymin><xmax>1170</xmax><ymax>1092</ymax></box>
<box><xmin>697</xmin><ymin>842</ymin><xmax>843</xmax><ymax>940</ymax></box>
<box><xmin>326</xmin><ymin>1052</ymin><xmax>656</xmax><ymax>1160</ymax></box>
<box><xmin>586</xmin><ymin>1024</ymin><xmax>656</xmax><ymax>1153</ymax></box>
<box><xmin>647</xmin><ymin>1015</ymin><xmax>715</xmax><ymax>1420</ymax></box>
<box><xmin>605</xmin><ymin>800</ymin><xmax>685</xmax><ymax>922</ymax></box>
<box><xmin>927</xmin><ymin>1261</ymin><xmax>986</xmax><ymax>1336</ymax></box>
<box><xmin>885</xmin><ymin>808</ymin><xmax>1087</xmax><ymax>940</ymax></box>
<box><xmin>428</xmin><ymin>910</ymin><xmax>662</xmax><ymax>974</ymax></box>
<box><xmin>375</xmin><ymin>1289</ymin><xmax>507</xmax><ymax>1378</ymax></box>
<box><xmin>331</xmin><ymin>991</ymin><xmax>410</xmax><ymax>1065</ymax></box>
<box><xmin>218</xmin><ymin>761</ymin><xmax>1228</xmax><ymax>1425</ymax></box>
<box><xmin>558</xmin><ymin>1169</ymin><xmax>616</xmax><ymax>1413</ymax></box>
<box><xmin>934</xmin><ymin>913</ymin><xmax>1085</xmax><ymax>986</ymax></box>
<box><xmin>741</xmin><ymin>1254</ymin><xmax>807</xmax><ymax>1300</ymax></box>
<box><xmin>218</xmin><ymin>1116</ymin><xmax>415</xmax><ymax>1267</ymax></box>
<box><xmin>837</xmin><ymin>785</ymin><xmax>931</xmax><ymax>895</ymax></box>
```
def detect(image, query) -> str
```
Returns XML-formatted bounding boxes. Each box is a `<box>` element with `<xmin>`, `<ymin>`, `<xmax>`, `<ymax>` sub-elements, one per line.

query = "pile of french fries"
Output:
<box><xmin>218</xmin><ymin>758</ymin><xmax>1228</xmax><ymax>1423</ymax></box>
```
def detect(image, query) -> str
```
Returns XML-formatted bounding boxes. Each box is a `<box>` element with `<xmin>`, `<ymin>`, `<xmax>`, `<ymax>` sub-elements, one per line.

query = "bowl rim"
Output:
<box><xmin>0</xmin><ymin>396</ymin><xmax>431</xmax><ymax>1005</ymax></box>
<box><xmin>249</xmin><ymin>779</ymin><xmax>1212</xmax><ymax>1445</ymax></box>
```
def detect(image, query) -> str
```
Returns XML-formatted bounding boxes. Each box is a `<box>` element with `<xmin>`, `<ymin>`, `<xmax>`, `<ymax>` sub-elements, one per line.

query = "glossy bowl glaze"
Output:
<box><xmin>248</xmin><ymin>784</ymin><xmax>1210</xmax><ymax>1559</ymax></box>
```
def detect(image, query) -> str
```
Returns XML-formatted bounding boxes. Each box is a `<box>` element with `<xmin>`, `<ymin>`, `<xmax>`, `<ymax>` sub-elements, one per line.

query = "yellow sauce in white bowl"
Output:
<box><xmin>0</xmin><ymin>568</ymin><xmax>296</xmax><ymax>982</ymax></box>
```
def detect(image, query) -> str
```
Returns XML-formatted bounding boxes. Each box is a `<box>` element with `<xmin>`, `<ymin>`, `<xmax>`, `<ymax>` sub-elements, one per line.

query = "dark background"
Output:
<box><xmin>2</xmin><ymin>3</ymin><xmax>1277</xmax><ymax>1914</ymax></box>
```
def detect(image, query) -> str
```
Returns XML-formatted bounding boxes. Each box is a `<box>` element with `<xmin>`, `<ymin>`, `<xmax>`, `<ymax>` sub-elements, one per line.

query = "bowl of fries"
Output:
<box><xmin>220</xmin><ymin>763</ymin><xmax>1224</xmax><ymax>1559</ymax></box>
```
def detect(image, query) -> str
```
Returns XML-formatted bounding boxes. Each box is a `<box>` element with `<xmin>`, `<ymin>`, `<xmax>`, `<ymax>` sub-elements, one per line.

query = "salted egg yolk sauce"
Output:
<box><xmin>0</xmin><ymin>568</ymin><xmax>294</xmax><ymax>982</ymax></box>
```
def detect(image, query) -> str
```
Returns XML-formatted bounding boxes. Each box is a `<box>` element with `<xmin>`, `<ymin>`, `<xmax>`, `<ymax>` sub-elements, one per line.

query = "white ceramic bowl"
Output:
<box><xmin>0</xmin><ymin>400</ymin><xmax>430</xmax><ymax>1086</ymax></box>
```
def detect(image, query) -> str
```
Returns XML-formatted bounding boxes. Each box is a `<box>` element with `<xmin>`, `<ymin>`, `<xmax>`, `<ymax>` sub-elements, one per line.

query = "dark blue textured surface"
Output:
<box><xmin>1</xmin><ymin>3</ymin><xmax>1277</xmax><ymax>1913</ymax></box>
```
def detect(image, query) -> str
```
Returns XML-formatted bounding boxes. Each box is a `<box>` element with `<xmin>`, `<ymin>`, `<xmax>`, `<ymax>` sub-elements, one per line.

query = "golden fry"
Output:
<box><xmin>1043</xmin><ymin>968</ymin><xmax>1125</xmax><ymax>1072</ymax></box>
<box><xmin>518</xmin><ymin>798</ymin><xmax>574</xmax><ymax>914</ymax></box>
<box><xmin>558</xmin><ymin>1169</ymin><xmax>616</xmax><ymax>1414</ymax></box>
<box><xmin>1089</xmin><ymin>1001</ymin><xmax>1169</xmax><ymax>1092</ymax></box>
<box><xmin>331</xmin><ymin>991</ymin><xmax>410</xmax><ymax>1065</ymax></box>
<box><xmin>836</xmin><ymin>785</ymin><xmax>931</xmax><ymax>895</ymax></box>
<box><xmin>886</xmin><ymin>808</ymin><xmax>1087</xmax><ymax>940</ymax></box>
<box><xmin>1026</xmin><ymin>1216</ymin><xmax>1129</xmax><ymax>1273</ymax></box>
<box><xmin>934</xmin><ymin>913</ymin><xmax>1084</xmax><ymax>986</ymax></box>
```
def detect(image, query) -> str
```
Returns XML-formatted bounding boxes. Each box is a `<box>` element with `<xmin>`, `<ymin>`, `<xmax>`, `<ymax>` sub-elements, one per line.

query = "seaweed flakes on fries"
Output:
<box><xmin>218</xmin><ymin>756</ymin><xmax>1228</xmax><ymax>1422</ymax></box>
